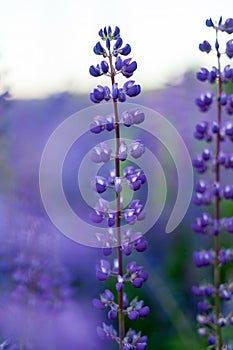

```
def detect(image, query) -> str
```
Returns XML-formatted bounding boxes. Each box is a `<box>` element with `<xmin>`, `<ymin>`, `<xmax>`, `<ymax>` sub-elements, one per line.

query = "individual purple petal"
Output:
<box><xmin>134</xmin><ymin>237</ymin><xmax>148</xmax><ymax>252</ymax></box>
<box><xmin>112</xmin><ymin>83</ymin><xmax>119</xmax><ymax>99</ymax></box>
<box><xmin>95</xmin><ymin>176</ymin><xmax>107</xmax><ymax>193</ymax></box>
<box><xmin>196</xmin><ymin>68</ymin><xmax>209</xmax><ymax>82</ymax></box>
<box><xmin>126</xmin><ymin>261</ymin><xmax>136</xmax><ymax>274</ymax></box>
<box><xmin>140</xmin><ymin>271</ymin><xmax>149</xmax><ymax>282</ymax></box>
<box><xmin>132</xmin><ymin>109</ymin><xmax>145</xmax><ymax>124</ymax></box>
<box><xmin>90</xmin><ymin>212</ymin><xmax>104</xmax><ymax>223</ymax></box>
<box><xmin>125</xmin><ymin>61</ymin><xmax>137</xmax><ymax>73</ymax></box>
<box><xmin>108</xmin><ymin>309</ymin><xmax>117</xmax><ymax>320</ymax></box>
<box><xmin>130</xmin><ymin>180</ymin><xmax>141</xmax><ymax>191</ymax></box>
<box><xmin>93</xmin><ymin>86</ymin><xmax>104</xmax><ymax>101</ymax></box>
<box><xmin>93</xmin><ymin>298</ymin><xmax>105</xmax><ymax>310</ymax></box>
<box><xmin>89</xmin><ymin>65</ymin><xmax>101</xmax><ymax>77</ymax></box>
<box><xmin>128</xmin><ymin>310</ymin><xmax>139</xmax><ymax>321</ymax></box>
<box><xmin>91</xmin><ymin>146</ymin><xmax>102</xmax><ymax>162</ymax></box>
<box><xmin>226</xmin><ymin>39</ymin><xmax>233</xmax><ymax>58</ymax></box>
<box><xmin>124</xmin><ymin>209</ymin><xmax>137</xmax><ymax>225</ymax></box>
<box><xmin>208</xmin><ymin>67</ymin><xmax>217</xmax><ymax>83</ymax></box>
<box><xmin>220</xmin><ymin>91</ymin><xmax>227</xmax><ymax>105</ymax></box>
<box><xmin>121</xmin><ymin>110</ymin><xmax>134</xmax><ymax>127</ymax></box>
<box><xmin>96</xmin><ymin>260</ymin><xmax>111</xmax><ymax>281</ymax></box>
<box><xmin>139</xmin><ymin>306</ymin><xmax>150</xmax><ymax>318</ymax></box>
<box><xmin>208</xmin><ymin>335</ymin><xmax>216</xmax><ymax>346</ymax></box>
<box><xmin>103</xmin><ymin>247</ymin><xmax>112</xmax><ymax>256</ymax></box>
<box><xmin>125</xmin><ymin>84</ymin><xmax>141</xmax><ymax>97</ymax></box>
<box><xmin>115</xmin><ymin>56</ymin><xmax>123</xmax><ymax>71</ymax></box>
<box><xmin>132</xmin><ymin>278</ymin><xmax>144</xmax><ymax>288</ymax></box>
<box><xmin>112</xmin><ymin>26</ymin><xmax>120</xmax><ymax>39</ymax></box>
<box><xmin>107</xmin><ymin>213</ymin><xmax>115</xmax><ymax>227</ymax></box>
<box><xmin>114</xmin><ymin>177</ymin><xmax>123</xmax><ymax>193</ymax></box>
<box><xmin>206</xmin><ymin>18</ymin><xmax>214</xmax><ymax>27</ymax></box>
<box><xmin>103</xmin><ymin>86</ymin><xmax>111</xmax><ymax>101</ymax></box>
<box><xmin>223</xmin><ymin>64</ymin><xmax>233</xmax><ymax>79</ymax></box>
<box><xmin>129</xmin><ymin>140</ymin><xmax>145</xmax><ymax>158</ymax></box>
<box><xmin>106</xmin><ymin>38</ymin><xmax>111</xmax><ymax>50</ymax></box>
<box><xmin>122</xmin><ymin>245</ymin><xmax>132</xmax><ymax>256</ymax></box>
<box><xmin>123</xmin><ymin>80</ymin><xmax>135</xmax><ymax>90</ymax></box>
<box><xmin>90</xmin><ymin>92</ymin><xmax>101</xmax><ymax>104</ymax></box>
<box><xmin>116</xmin><ymin>282</ymin><xmax>124</xmax><ymax>292</ymax></box>
<box><xmin>101</xmin><ymin>60</ymin><xmax>109</xmax><ymax>74</ymax></box>
<box><xmin>119</xmin><ymin>43</ymin><xmax>131</xmax><ymax>55</ymax></box>
<box><xmin>223</xmin><ymin>18</ymin><xmax>233</xmax><ymax>34</ymax></box>
<box><xmin>106</xmin><ymin>114</ymin><xmax>114</xmax><ymax>131</ymax></box>
<box><xmin>118</xmin><ymin>89</ymin><xmax>126</xmax><ymax>102</ymax></box>
<box><xmin>89</xmin><ymin>115</ymin><xmax>106</xmax><ymax>133</ymax></box>
<box><xmin>136</xmin><ymin>343</ymin><xmax>147</xmax><ymax>350</ymax></box>
<box><xmin>199</xmin><ymin>40</ymin><xmax>212</xmax><ymax>53</ymax></box>
<box><xmin>94</xmin><ymin>41</ymin><xmax>106</xmax><ymax>56</ymax></box>
<box><xmin>114</xmin><ymin>37</ymin><xmax>123</xmax><ymax>49</ymax></box>
<box><xmin>118</xmin><ymin>140</ymin><xmax>128</xmax><ymax>161</ymax></box>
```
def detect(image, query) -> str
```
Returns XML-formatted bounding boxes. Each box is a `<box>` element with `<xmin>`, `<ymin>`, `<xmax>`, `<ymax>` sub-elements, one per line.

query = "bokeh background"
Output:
<box><xmin>0</xmin><ymin>1</ymin><xmax>233</xmax><ymax>349</ymax></box>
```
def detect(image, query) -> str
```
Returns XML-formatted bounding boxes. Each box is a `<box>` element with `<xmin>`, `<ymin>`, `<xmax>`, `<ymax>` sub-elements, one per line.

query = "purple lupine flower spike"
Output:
<box><xmin>192</xmin><ymin>17</ymin><xmax>233</xmax><ymax>349</ymax></box>
<box><xmin>89</xmin><ymin>25</ymin><xmax>149</xmax><ymax>349</ymax></box>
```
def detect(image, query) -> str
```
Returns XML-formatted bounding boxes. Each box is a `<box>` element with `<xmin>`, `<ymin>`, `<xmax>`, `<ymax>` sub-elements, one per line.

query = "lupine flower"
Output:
<box><xmin>193</xmin><ymin>17</ymin><xmax>233</xmax><ymax>349</ymax></box>
<box><xmin>91</xmin><ymin>143</ymin><xmax>112</xmax><ymax>163</ymax></box>
<box><xmin>226</xmin><ymin>39</ymin><xmax>233</xmax><ymax>58</ymax></box>
<box><xmin>89</xmin><ymin>26</ymin><xmax>148</xmax><ymax>349</ymax></box>
<box><xmin>199</xmin><ymin>40</ymin><xmax>212</xmax><ymax>53</ymax></box>
<box><xmin>195</xmin><ymin>92</ymin><xmax>214</xmax><ymax>112</ymax></box>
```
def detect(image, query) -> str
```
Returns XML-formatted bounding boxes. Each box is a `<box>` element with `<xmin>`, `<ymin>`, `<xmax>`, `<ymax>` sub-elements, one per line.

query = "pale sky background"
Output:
<box><xmin>0</xmin><ymin>0</ymin><xmax>232</xmax><ymax>98</ymax></box>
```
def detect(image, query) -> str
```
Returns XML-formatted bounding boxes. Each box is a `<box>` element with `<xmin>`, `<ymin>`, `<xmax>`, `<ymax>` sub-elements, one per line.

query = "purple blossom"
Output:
<box><xmin>199</xmin><ymin>40</ymin><xmax>212</xmax><ymax>53</ymax></box>
<box><xmin>222</xmin><ymin>18</ymin><xmax>233</xmax><ymax>34</ymax></box>
<box><xmin>193</xmin><ymin>17</ymin><xmax>233</xmax><ymax>348</ymax></box>
<box><xmin>90</xmin><ymin>25</ymin><xmax>148</xmax><ymax>349</ymax></box>
<box><xmin>96</xmin><ymin>260</ymin><xmax>111</xmax><ymax>281</ymax></box>
<box><xmin>89</xmin><ymin>115</ymin><xmax>106</xmax><ymax>134</ymax></box>
<box><xmin>196</xmin><ymin>67</ymin><xmax>209</xmax><ymax>82</ymax></box>
<box><xmin>195</xmin><ymin>92</ymin><xmax>214</xmax><ymax>112</ymax></box>
<box><xmin>91</xmin><ymin>143</ymin><xmax>112</xmax><ymax>163</ymax></box>
<box><xmin>93</xmin><ymin>42</ymin><xmax>107</xmax><ymax>56</ymax></box>
<box><xmin>123</xmin><ymin>80</ymin><xmax>141</xmax><ymax>97</ymax></box>
<box><xmin>193</xmin><ymin>250</ymin><xmax>215</xmax><ymax>267</ymax></box>
<box><xmin>90</xmin><ymin>85</ymin><xmax>111</xmax><ymax>103</ymax></box>
<box><xmin>129</xmin><ymin>140</ymin><xmax>145</xmax><ymax>159</ymax></box>
<box><xmin>121</xmin><ymin>108</ymin><xmax>145</xmax><ymax>127</ymax></box>
<box><xmin>226</xmin><ymin>39</ymin><xmax>233</xmax><ymax>58</ymax></box>
<box><xmin>118</xmin><ymin>140</ymin><xmax>128</xmax><ymax>161</ymax></box>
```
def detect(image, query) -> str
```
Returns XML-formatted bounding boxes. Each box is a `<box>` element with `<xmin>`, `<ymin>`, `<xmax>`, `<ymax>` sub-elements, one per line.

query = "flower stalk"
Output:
<box><xmin>193</xmin><ymin>16</ymin><xmax>233</xmax><ymax>350</ymax></box>
<box><xmin>89</xmin><ymin>26</ymin><xmax>149</xmax><ymax>350</ymax></box>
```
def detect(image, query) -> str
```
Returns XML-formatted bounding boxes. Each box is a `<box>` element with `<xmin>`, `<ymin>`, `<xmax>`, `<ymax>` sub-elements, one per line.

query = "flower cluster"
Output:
<box><xmin>89</xmin><ymin>108</ymin><xmax>145</xmax><ymax>134</ymax></box>
<box><xmin>96</xmin><ymin>229</ymin><xmax>148</xmax><ymax>257</ymax></box>
<box><xmin>10</xmin><ymin>251</ymin><xmax>73</xmax><ymax>309</ymax></box>
<box><xmin>192</xmin><ymin>17</ymin><xmax>233</xmax><ymax>349</ymax></box>
<box><xmin>90</xmin><ymin>26</ymin><xmax>140</xmax><ymax>104</ymax></box>
<box><xmin>89</xmin><ymin>26</ymin><xmax>149</xmax><ymax>349</ymax></box>
<box><xmin>90</xmin><ymin>141</ymin><xmax>145</xmax><ymax>164</ymax></box>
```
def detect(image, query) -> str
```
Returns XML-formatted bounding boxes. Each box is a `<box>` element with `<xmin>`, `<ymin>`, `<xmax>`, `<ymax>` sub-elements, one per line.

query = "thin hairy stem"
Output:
<box><xmin>214</xmin><ymin>30</ymin><xmax>223</xmax><ymax>350</ymax></box>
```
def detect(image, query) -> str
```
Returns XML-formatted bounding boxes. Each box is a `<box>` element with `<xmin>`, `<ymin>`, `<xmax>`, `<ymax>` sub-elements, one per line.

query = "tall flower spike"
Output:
<box><xmin>89</xmin><ymin>26</ymin><xmax>148</xmax><ymax>350</ymax></box>
<box><xmin>193</xmin><ymin>17</ymin><xmax>233</xmax><ymax>350</ymax></box>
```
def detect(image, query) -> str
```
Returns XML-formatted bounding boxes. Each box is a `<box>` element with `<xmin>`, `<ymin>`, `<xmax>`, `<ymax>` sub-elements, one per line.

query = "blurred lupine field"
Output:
<box><xmin>0</xmin><ymin>71</ymin><xmax>232</xmax><ymax>350</ymax></box>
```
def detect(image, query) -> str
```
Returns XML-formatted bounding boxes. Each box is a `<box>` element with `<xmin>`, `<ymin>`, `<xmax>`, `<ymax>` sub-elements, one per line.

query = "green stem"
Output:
<box><xmin>109</xmin><ymin>53</ymin><xmax>125</xmax><ymax>350</ymax></box>
<box><xmin>214</xmin><ymin>30</ymin><xmax>223</xmax><ymax>350</ymax></box>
